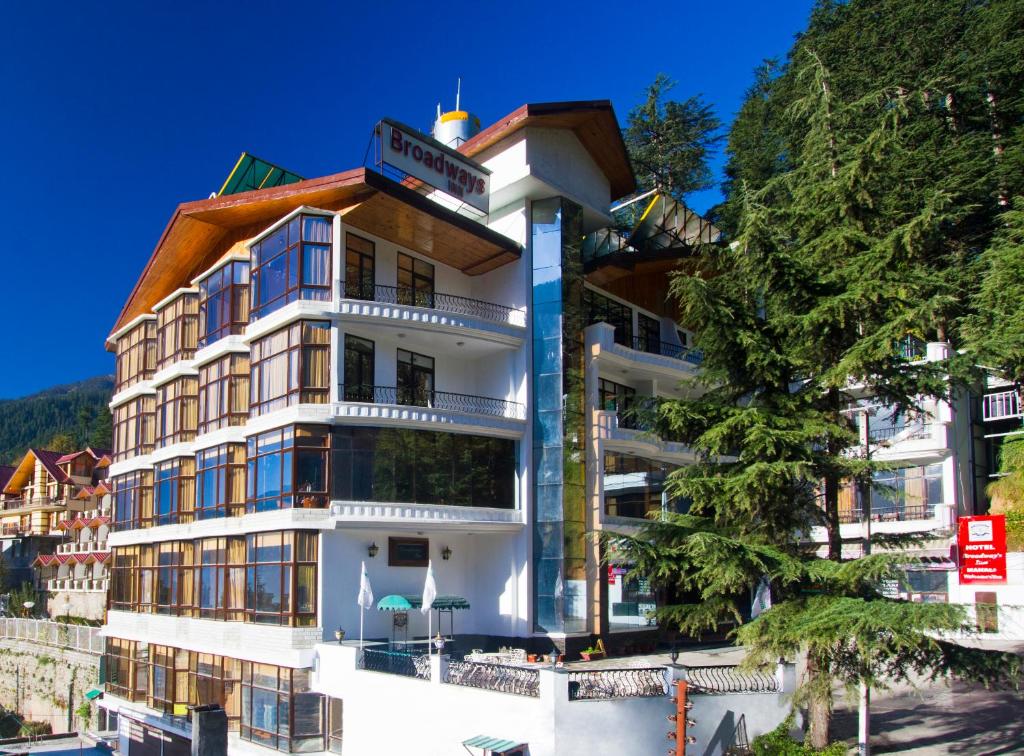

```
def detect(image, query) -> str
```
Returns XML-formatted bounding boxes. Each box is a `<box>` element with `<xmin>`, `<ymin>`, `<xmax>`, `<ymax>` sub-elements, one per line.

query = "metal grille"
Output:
<box><xmin>629</xmin><ymin>336</ymin><xmax>703</xmax><ymax>365</ymax></box>
<box><xmin>344</xmin><ymin>284</ymin><xmax>526</xmax><ymax>327</ymax></box>
<box><xmin>686</xmin><ymin>665</ymin><xmax>779</xmax><ymax>694</ymax></box>
<box><xmin>340</xmin><ymin>385</ymin><xmax>526</xmax><ymax>420</ymax></box>
<box><xmin>443</xmin><ymin>660</ymin><xmax>540</xmax><ymax>697</ymax></box>
<box><xmin>567</xmin><ymin>667</ymin><xmax>669</xmax><ymax>700</ymax></box>
<box><xmin>357</xmin><ymin>649</ymin><xmax>430</xmax><ymax>680</ymax></box>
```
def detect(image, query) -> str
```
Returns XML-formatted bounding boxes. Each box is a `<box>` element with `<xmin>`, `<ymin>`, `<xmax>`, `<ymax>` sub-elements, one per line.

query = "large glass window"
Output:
<box><xmin>844</xmin><ymin>463</ymin><xmax>944</xmax><ymax>521</ymax></box>
<box><xmin>190</xmin><ymin>653</ymin><xmax>242</xmax><ymax>729</ymax></box>
<box><xmin>344</xmin><ymin>233</ymin><xmax>375</xmax><ymax>300</ymax></box>
<box><xmin>113</xmin><ymin>396</ymin><xmax>156</xmax><ymax>463</ymax></box>
<box><xmin>332</xmin><ymin>427</ymin><xmax>515</xmax><ymax>509</ymax></box>
<box><xmin>603</xmin><ymin>452</ymin><xmax>681</xmax><ymax>519</ymax></box>
<box><xmin>112</xmin><ymin>470</ymin><xmax>154</xmax><ymax>531</ymax></box>
<box><xmin>241</xmin><ymin>664</ymin><xmax>325</xmax><ymax>753</ymax></box>
<box><xmin>343</xmin><ymin>335</ymin><xmax>375</xmax><ymax>402</ymax></box>
<box><xmin>105</xmin><ymin>638</ymin><xmax>149</xmax><ymax>702</ymax></box>
<box><xmin>154</xmin><ymin>457</ymin><xmax>195</xmax><ymax>526</ymax></box>
<box><xmin>155</xmin><ymin>376</ymin><xmax>199</xmax><ymax>447</ymax></box>
<box><xmin>198</xmin><ymin>261</ymin><xmax>250</xmax><ymax>348</ymax></box>
<box><xmin>251</xmin><ymin>214</ymin><xmax>332</xmax><ymax>319</ymax></box>
<box><xmin>397</xmin><ymin>349</ymin><xmax>434</xmax><ymax>406</ymax></box>
<box><xmin>195</xmin><ymin>444</ymin><xmax>246</xmax><ymax>520</ymax></box>
<box><xmin>156</xmin><ymin>292</ymin><xmax>199</xmax><ymax>371</ymax></box>
<box><xmin>247</xmin><ymin>426</ymin><xmax>330</xmax><ymax>513</ymax></box>
<box><xmin>397</xmin><ymin>252</ymin><xmax>434</xmax><ymax>307</ymax></box>
<box><xmin>250</xmin><ymin>321</ymin><xmax>330</xmax><ymax>415</ymax></box>
<box><xmin>583</xmin><ymin>287</ymin><xmax>633</xmax><ymax>346</ymax></box>
<box><xmin>637</xmin><ymin>313</ymin><xmax>661</xmax><ymax>353</ymax></box>
<box><xmin>198</xmin><ymin>354</ymin><xmax>250</xmax><ymax>434</ymax></box>
<box><xmin>109</xmin><ymin>531</ymin><xmax>316</xmax><ymax>627</ymax></box>
<box><xmin>115</xmin><ymin>319</ymin><xmax>157</xmax><ymax>391</ymax></box>
<box><xmin>598</xmin><ymin>378</ymin><xmax>636</xmax><ymax>428</ymax></box>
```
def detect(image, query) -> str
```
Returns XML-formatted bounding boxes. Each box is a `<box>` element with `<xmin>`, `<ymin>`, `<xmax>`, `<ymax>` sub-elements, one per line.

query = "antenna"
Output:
<box><xmin>456</xmin><ymin>78</ymin><xmax>461</xmax><ymax>111</ymax></box>
<box><xmin>437</xmin><ymin>103</ymin><xmax>442</xmax><ymax>120</ymax></box>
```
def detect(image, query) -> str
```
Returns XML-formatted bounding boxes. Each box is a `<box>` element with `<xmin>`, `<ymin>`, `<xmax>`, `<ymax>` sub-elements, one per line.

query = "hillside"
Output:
<box><xmin>0</xmin><ymin>375</ymin><xmax>114</xmax><ymax>464</ymax></box>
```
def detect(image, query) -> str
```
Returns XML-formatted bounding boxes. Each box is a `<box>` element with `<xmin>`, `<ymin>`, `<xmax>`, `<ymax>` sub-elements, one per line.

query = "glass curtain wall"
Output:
<box><xmin>531</xmin><ymin>196</ymin><xmax>586</xmax><ymax>634</ymax></box>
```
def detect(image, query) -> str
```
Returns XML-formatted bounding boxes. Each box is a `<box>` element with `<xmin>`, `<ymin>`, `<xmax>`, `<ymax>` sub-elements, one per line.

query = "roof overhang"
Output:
<box><xmin>459</xmin><ymin>100</ymin><xmax>636</xmax><ymax>201</ymax></box>
<box><xmin>107</xmin><ymin>168</ymin><xmax>521</xmax><ymax>347</ymax></box>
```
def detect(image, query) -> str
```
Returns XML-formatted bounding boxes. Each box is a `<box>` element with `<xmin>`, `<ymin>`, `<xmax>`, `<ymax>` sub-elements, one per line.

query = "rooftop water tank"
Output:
<box><xmin>432</xmin><ymin>82</ymin><xmax>481</xmax><ymax>148</ymax></box>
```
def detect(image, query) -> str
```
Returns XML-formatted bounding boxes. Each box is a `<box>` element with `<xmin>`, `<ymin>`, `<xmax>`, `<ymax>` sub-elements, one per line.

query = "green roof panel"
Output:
<box><xmin>218</xmin><ymin>152</ymin><xmax>304</xmax><ymax>197</ymax></box>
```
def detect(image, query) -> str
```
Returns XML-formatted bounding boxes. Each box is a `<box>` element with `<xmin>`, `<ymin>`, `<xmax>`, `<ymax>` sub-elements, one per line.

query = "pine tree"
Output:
<box><xmin>621</xmin><ymin>74</ymin><xmax>722</xmax><ymax>202</ymax></box>
<box><xmin>610</xmin><ymin>52</ymin><xmax>1021</xmax><ymax>749</ymax></box>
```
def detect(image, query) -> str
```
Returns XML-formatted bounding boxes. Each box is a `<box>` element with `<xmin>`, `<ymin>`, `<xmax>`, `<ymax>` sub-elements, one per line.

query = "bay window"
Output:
<box><xmin>155</xmin><ymin>376</ymin><xmax>199</xmax><ymax>447</ymax></box>
<box><xmin>198</xmin><ymin>260</ymin><xmax>250</xmax><ymax>348</ymax></box>
<box><xmin>198</xmin><ymin>354</ymin><xmax>250</xmax><ymax>434</ymax></box>
<box><xmin>241</xmin><ymin>664</ymin><xmax>325</xmax><ymax>752</ymax></box>
<box><xmin>250</xmin><ymin>214</ymin><xmax>332</xmax><ymax>320</ymax></box>
<box><xmin>112</xmin><ymin>470</ymin><xmax>154</xmax><ymax>530</ymax></box>
<box><xmin>154</xmin><ymin>457</ymin><xmax>195</xmax><ymax>526</ymax></box>
<box><xmin>195</xmin><ymin>444</ymin><xmax>246</xmax><ymax>520</ymax></box>
<box><xmin>250</xmin><ymin>321</ymin><xmax>330</xmax><ymax>415</ymax></box>
<box><xmin>156</xmin><ymin>292</ymin><xmax>199</xmax><ymax>371</ymax></box>
<box><xmin>113</xmin><ymin>396</ymin><xmax>155</xmax><ymax>462</ymax></box>
<box><xmin>246</xmin><ymin>426</ymin><xmax>330</xmax><ymax>513</ymax></box>
<box><xmin>115</xmin><ymin>318</ymin><xmax>156</xmax><ymax>391</ymax></box>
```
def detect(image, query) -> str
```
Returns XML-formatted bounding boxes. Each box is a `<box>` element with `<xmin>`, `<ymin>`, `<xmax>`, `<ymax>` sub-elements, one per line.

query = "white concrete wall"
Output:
<box><xmin>947</xmin><ymin>551</ymin><xmax>1024</xmax><ymax>640</ymax></box>
<box><xmin>313</xmin><ymin>644</ymin><xmax>795</xmax><ymax>756</ymax></box>
<box><xmin>319</xmin><ymin>528</ymin><xmax>527</xmax><ymax>641</ymax></box>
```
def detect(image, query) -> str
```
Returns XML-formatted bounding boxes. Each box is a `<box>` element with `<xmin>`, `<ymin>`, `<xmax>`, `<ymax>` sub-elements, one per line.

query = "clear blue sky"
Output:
<box><xmin>0</xmin><ymin>0</ymin><xmax>814</xmax><ymax>398</ymax></box>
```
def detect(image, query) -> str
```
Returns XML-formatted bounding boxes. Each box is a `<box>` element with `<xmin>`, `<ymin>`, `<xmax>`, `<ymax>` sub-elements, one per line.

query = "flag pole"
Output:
<box><xmin>359</xmin><ymin>604</ymin><xmax>364</xmax><ymax>650</ymax></box>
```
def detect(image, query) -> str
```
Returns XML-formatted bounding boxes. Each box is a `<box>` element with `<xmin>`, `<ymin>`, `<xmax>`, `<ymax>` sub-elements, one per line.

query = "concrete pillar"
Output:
<box><xmin>191</xmin><ymin>705</ymin><xmax>227</xmax><ymax>756</ymax></box>
<box><xmin>431</xmin><ymin>653</ymin><xmax>449</xmax><ymax>685</ymax></box>
<box><xmin>776</xmin><ymin>660</ymin><xmax>797</xmax><ymax>693</ymax></box>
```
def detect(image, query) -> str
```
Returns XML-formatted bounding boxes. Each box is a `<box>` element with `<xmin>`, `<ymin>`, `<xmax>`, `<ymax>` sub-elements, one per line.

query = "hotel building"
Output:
<box><xmin>98</xmin><ymin>100</ymin><xmax>724</xmax><ymax>755</ymax></box>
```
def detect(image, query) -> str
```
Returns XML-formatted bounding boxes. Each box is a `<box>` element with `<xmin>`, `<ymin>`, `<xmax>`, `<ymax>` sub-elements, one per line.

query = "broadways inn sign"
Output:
<box><xmin>378</xmin><ymin>118</ymin><xmax>491</xmax><ymax>214</ymax></box>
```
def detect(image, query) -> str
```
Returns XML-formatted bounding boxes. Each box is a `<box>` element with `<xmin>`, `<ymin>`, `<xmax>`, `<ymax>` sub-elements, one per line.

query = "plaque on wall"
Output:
<box><xmin>388</xmin><ymin>536</ymin><xmax>429</xmax><ymax>567</ymax></box>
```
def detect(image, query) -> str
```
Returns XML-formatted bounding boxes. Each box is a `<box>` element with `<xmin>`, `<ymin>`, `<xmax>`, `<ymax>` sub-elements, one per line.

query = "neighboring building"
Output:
<box><xmin>98</xmin><ymin>101</ymin><xmax>731</xmax><ymax>754</ymax></box>
<box><xmin>0</xmin><ymin>447</ymin><xmax>110</xmax><ymax>598</ymax></box>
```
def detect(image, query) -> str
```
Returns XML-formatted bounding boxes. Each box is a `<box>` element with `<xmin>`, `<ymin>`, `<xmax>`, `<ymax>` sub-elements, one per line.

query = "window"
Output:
<box><xmin>241</xmin><ymin>663</ymin><xmax>325</xmax><ymax>752</ymax></box>
<box><xmin>247</xmin><ymin>426</ymin><xmax>330</xmax><ymax>513</ymax></box>
<box><xmin>397</xmin><ymin>349</ymin><xmax>434</xmax><ymax>406</ymax></box>
<box><xmin>190</xmin><ymin>653</ymin><xmax>242</xmax><ymax>729</ymax></box>
<box><xmin>195</xmin><ymin>444</ymin><xmax>246</xmax><ymax>520</ymax></box>
<box><xmin>198</xmin><ymin>354</ymin><xmax>250</xmax><ymax>434</ymax></box>
<box><xmin>332</xmin><ymin>427</ymin><xmax>516</xmax><ymax>509</ymax></box>
<box><xmin>112</xmin><ymin>471</ymin><xmax>154</xmax><ymax>530</ymax></box>
<box><xmin>637</xmin><ymin>313</ymin><xmax>660</xmax><ymax>354</ymax></box>
<box><xmin>598</xmin><ymin>378</ymin><xmax>636</xmax><ymax>427</ymax></box>
<box><xmin>344</xmin><ymin>233</ymin><xmax>375</xmax><ymax>300</ymax></box>
<box><xmin>603</xmin><ymin>452</ymin><xmax>680</xmax><ymax>519</ymax></box>
<box><xmin>608</xmin><ymin>568</ymin><xmax>658</xmax><ymax>632</ymax></box>
<box><xmin>109</xmin><ymin>531</ymin><xmax>317</xmax><ymax>627</ymax></box>
<box><xmin>148</xmin><ymin>645</ymin><xmax>189</xmax><ymax>715</ymax></box>
<box><xmin>397</xmin><ymin>252</ymin><xmax>434</xmax><ymax>307</ymax></box>
<box><xmin>850</xmin><ymin>463</ymin><xmax>944</xmax><ymax>521</ymax></box>
<box><xmin>250</xmin><ymin>214</ymin><xmax>332</xmax><ymax>320</ymax></box>
<box><xmin>156</xmin><ymin>292</ymin><xmax>199</xmax><ymax>371</ymax></box>
<box><xmin>343</xmin><ymin>335</ymin><xmax>375</xmax><ymax>402</ymax></box>
<box><xmin>105</xmin><ymin>638</ymin><xmax>149</xmax><ymax>702</ymax></box>
<box><xmin>250</xmin><ymin>321</ymin><xmax>330</xmax><ymax>415</ymax></box>
<box><xmin>583</xmin><ymin>288</ymin><xmax>633</xmax><ymax>346</ymax></box>
<box><xmin>156</xmin><ymin>376</ymin><xmax>199</xmax><ymax>447</ymax></box>
<box><xmin>198</xmin><ymin>261</ymin><xmax>250</xmax><ymax>348</ymax></box>
<box><xmin>115</xmin><ymin>319</ymin><xmax>157</xmax><ymax>391</ymax></box>
<box><xmin>154</xmin><ymin>457</ymin><xmax>195</xmax><ymax>527</ymax></box>
<box><xmin>113</xmin><ymin>396</ymin><xmax>156</xmax><ymax>463</ymax></box>
<box><xmin>388</xmin><ymin>536</ymin><xmax>429</xmax><ymax>567</ymax></box>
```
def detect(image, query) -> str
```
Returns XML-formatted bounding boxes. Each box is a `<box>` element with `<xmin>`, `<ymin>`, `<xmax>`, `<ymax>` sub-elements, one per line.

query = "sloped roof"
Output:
<box><xmin>4</xmin><ymin>449</ymin><xmax>69</xmax><ymax>494</ymax></box>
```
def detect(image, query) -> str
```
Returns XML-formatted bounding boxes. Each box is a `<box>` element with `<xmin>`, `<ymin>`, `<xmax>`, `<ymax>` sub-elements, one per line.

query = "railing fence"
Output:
<box><xmin>443</xmin><ymin>659</ymin><xmax>540</xmax><ymax>697</ymax></box>
<box><xmin>357</xmin><ymin>648</ymin><xmax>430</xmax><ymax>680</ymax></box>
<box><xmin>685</xmin><ymin>665</ymin><xmax>780</xmax><ymax>694</ymax></box>
<box><xmin>567</xmin><ymin>667</ymin><xmax>669</xmax><ymax>701</ymax></box>
<box><xmin>0</xmin><ymin>617</ymin><xmax>104</xmax><ymax>654</ymax></box>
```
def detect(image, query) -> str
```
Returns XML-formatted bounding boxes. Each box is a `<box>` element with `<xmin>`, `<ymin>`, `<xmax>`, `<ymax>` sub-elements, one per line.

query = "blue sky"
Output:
<box><xmin>0</xmin><ymin>0</ymin><xmax>813</xmax><ymax>398</ymax></box>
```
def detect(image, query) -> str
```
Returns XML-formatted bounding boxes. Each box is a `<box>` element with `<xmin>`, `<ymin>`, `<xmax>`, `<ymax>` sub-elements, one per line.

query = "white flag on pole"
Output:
<box><xmin>421</xmin><ymin>560</ymin><xmax>437</xmax><ymax>614</ymax></box>
<box><xmin>357</xmin><ymin>561</ymin><xmax>374</xmax><ymax>610</ymax></box>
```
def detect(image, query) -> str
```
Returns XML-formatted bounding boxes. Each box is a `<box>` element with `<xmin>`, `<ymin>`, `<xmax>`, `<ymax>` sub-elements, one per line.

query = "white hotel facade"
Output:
<box><xmin>98</xmin><ymin>101</ymin><xmax>725</xmax><ymax>755</ymax></box>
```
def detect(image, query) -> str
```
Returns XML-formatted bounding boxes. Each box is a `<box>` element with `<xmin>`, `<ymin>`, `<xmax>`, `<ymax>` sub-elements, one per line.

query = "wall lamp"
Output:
<box><xmin>368</xmin><ymin>542</ymin><xmax>379</xmax><ymax>559</ymax></box>
<box><xmin>441</xmin><ymin>545</ymin><xmax>452</xmax><ymax>561</ymax></box>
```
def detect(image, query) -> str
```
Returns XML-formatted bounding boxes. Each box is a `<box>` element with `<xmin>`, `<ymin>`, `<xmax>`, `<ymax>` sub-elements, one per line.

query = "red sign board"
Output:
<box><xmin>958</xmin><ymin>515</ymin><xmax>1007</xmax><ymax>585</ymax></box>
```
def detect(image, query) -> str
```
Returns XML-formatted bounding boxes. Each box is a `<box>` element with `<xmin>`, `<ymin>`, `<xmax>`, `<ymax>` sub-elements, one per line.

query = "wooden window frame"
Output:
<box><xmin>388</xmin><ymin>536</ymin><xmax>429</xmax><ymax>567</ymax></box>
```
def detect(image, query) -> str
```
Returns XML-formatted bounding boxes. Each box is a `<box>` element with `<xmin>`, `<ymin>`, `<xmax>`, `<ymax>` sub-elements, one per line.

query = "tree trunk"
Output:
<box><xmin>805</xmin><ymin>649</ymin><xmax>832</xmax><ymax>749</ymax></box>
<box><xmin>823</xmin><ymin>472</ymin><xmax>842</xmax><ymax>561</ymax></box>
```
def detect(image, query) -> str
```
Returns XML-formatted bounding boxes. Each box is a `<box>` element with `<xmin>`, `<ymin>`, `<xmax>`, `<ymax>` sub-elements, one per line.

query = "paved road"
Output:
<box><xmin>833</xmin><ymin>680</ymin><xmax>1024</xmax><ymax>755</ymax></box>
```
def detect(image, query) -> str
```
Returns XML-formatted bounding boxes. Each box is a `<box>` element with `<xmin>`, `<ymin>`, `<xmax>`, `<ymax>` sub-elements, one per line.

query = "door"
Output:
<box><xmin>345</xmin><ymin>234</ymin><xmax>375</xmax><ymax>300</ymax></box>
<box><xmin>344</xmin><ymin>335</ymin><xmax>375</xmax><ymax>402</ymax></box>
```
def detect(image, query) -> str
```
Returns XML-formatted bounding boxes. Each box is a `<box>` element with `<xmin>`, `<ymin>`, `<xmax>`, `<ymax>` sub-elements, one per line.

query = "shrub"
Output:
<box><xmin>752</xmin><ymin>714</ymin><xmax>847</xmax><ymax>756</ymax></box>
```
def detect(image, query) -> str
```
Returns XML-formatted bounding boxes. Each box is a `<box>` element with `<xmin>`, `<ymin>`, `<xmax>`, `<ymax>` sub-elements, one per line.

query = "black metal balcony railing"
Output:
<box><xmin>867</xmin><ymin>424</ymin><xmax>933</xmax><ymax>443</ymax></box>
<box><xmin>686</xmin><ymin>665</ymin><xmax>780</xmax><ymax>694</ymax></box>
<box><xmin>344</xmin><ymin>284</ymin><xmax>524</xmax><ymax>326</ymax></box>
<box><xmin>443</xmin><ymin>659</ymin><xmax>540</xmax><ymax>697</ymax></box>
<box><xmin>342</xmin><ymin>385</ymin><xmax>526</xmax><ymax>421</ymax></box>
<box><xmin>358</xmin><ymin>649</ymin><xmax>430</xmax><ymax>680</ymax></box>
<box><xmin>567</xmin><ymin>668</ymin><xmax>668</xmax><ymax>701</ymax></box>
<box><xmin>837</xmin><ymin>503</ymin><xmax>936</xmax><ymax>524</ymax></box>
<box><xmin>628</xmin><ymin>336</ymin><xmax>703</xmax><ymax>365</ymax></box>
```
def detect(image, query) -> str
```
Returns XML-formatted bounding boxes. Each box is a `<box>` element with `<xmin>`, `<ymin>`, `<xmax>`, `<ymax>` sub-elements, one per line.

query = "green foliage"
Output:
<box><xmin>0</xmin><ymin>375</ymin><xmax>113</xmax><ymax>463</ymax></box>
<box><xmin>75</xmin><ymin>700</ymin><xmax>92</xmax><ymax>727</ymax></box>
<box><xmin>10</xmin><ymin>582</ymin><xmax>37</xmax><ymax>616</ymax></box>
<box><xmin>751</xmin><ymin>713</ymin><xmax>847</xmax><ymax>755</ymax></box>
<box><xmin>622</xmin><ymin>73</ymin><xmax>722</xmax><ymax>202</ymax></box>
<box><xmin>36</xmin><ymin>656</ymin><xmax>55</xmax><ymax>666</ymax></box>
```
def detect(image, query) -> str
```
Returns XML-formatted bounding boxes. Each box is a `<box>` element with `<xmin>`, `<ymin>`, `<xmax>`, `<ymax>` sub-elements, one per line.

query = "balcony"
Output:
<box><xmin>595</xmin><ymin>410</ymin><xmax>697</xmax><ymax>464</ymax></box>
<box><xmin>344</xmin><ymin>284</ymin><xmax>525</xmax><ymax>328</ymax></box>
<box><xmin>341</xmin><ymin>385</ymin><xmax>525</xmax><ymax>421</ymax></box>
<box><xmin>56</xmin><ymin>540</ymin><xmax>108</xmax><ymax>555</ymax></box>
<box><xmin>983</xmin><ymin>390</ymin><xmax>1022</xmax><ymax>422</ymax></box>
<box><xmin>838</xmin><ymin>503</ymin><xmax>936</xmax><ymax>524</ymax></box>
<box><xmin>0</xmin><ymin>496</ymin><xmax>80</xmax><ymax>514</ymax></box>
<box><xmin>46</xmin><ymin>577</ymin><xmax>108</xmax><ymax>592</ymax></box>
<box><xmin>627</xmin><ymin>336</ymin><xmax>703</xmax><ymax>366</ymax></box>
<box><xmin>587</xmin><ymin>323</ymin><xmax>702</xmax><ymax>390</ymax></box>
